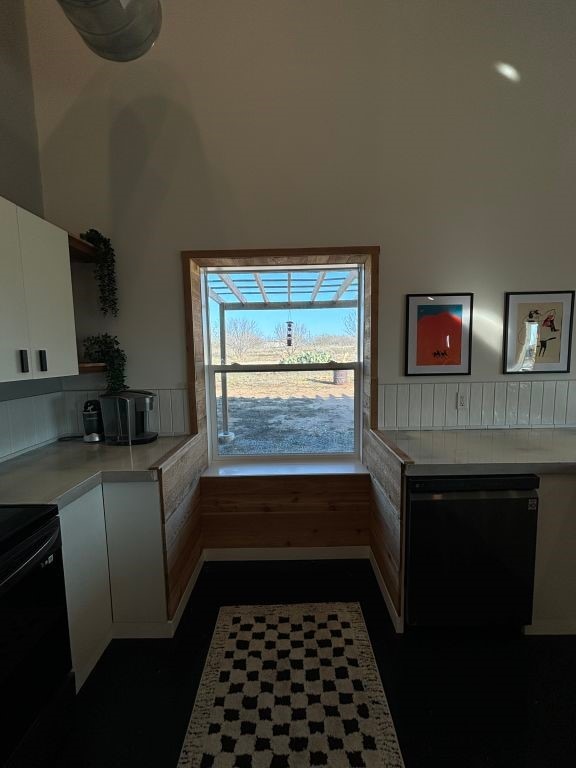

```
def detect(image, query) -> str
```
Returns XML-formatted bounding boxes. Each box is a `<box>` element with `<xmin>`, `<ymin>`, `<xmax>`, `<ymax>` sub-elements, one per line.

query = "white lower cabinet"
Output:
<box><xmin>59</xmin><ymin>480</ymin><xmax>168</xmax><ymax>691</ymax></box>
<box><xmin>59</xmin><ymin>485</ymin><xmax>113</xmax><ymax>691</ymax></box>
<box><xmin>102</xmin><ymin>481</ymin><xmax>167</xmax><ymax>628</ymax></box>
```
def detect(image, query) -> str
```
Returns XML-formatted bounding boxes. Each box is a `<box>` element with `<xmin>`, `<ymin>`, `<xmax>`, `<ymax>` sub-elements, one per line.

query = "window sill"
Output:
<box><xmin>203</xmin><ymin>458</ymin><xmax>368</xmax><ymax>477</ymax></box>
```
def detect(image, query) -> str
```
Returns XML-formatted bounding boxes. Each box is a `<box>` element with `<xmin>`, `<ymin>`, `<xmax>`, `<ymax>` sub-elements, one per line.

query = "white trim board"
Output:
<box><xmin>109</xmin><ymin>547</ymin><xmax>403</xmax><ymax>644</ymax></box>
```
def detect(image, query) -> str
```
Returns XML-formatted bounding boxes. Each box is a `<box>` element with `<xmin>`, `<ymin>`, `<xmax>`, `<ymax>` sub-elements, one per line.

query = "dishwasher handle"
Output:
<box><xmin>0</xmin><ymin>518</ymin><xmax>61</xmax><ymax>595</ymax></box>
<box><xmin>407</xmin><ymin>474</ymin><xmax>540</xmax><ymax>494</ymax></box>
<box><xmin>409</xmin><ymin>489</ymin><xmax>538</xmax><ymax>507</ymax></box>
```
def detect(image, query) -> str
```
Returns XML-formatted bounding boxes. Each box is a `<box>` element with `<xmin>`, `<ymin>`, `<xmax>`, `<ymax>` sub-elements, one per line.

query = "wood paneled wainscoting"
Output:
<box><xmin>157</xmin><ymin>436</ymin><xmax>407</xmax><ymax>630</ymax></box>
<box><xmin>156</xmin><ymin>434</ymin><xmax>208</xmax><ymax>619</ymax></box>
<box><xmin>364</xmin><ymin>431</ymin><xmax>412</xmax><ymax>621</ymax></box>
<box><xmin>201</xmin><ymin>474</ymin><xmax>371</xmax><ymax>550</ymax></box>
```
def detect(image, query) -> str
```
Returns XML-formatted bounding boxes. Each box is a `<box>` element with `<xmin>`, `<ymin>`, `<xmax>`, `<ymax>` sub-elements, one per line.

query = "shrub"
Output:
<box><xmin>280</xmin><ymin>350</ymin><xmax>332</xmax><ymax>364</ymax></box>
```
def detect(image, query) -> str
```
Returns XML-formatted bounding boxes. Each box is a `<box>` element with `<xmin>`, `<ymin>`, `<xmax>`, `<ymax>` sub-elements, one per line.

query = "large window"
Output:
<box><xmin>203</xmin><ymin>266</ymin><xmax>362</xmax><ymax>459</ymax></box>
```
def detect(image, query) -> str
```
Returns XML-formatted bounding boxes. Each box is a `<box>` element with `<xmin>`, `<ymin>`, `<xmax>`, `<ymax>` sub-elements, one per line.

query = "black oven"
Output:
<box><xmin>0</xmin><ymin>504</ymin><xmax>74</xmax><ymax>767</ymax></box>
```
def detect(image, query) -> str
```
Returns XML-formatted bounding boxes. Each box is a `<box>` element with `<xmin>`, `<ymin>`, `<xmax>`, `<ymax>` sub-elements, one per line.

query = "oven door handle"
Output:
<box><xmin>0</xmin><ymin>525</ymin><xmax>61</xmax><ymax>593</ymax></box>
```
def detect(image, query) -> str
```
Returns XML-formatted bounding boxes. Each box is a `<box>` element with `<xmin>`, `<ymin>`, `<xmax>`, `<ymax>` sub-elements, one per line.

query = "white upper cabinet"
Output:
<box><xmin>0</xmin><ymin>196</ymin><xmax>78</xmax><ymax>382</ymax></box>
<box><xmin>17</xmin><ymin>206</ymin><xmax>78</xmax><ymax>378</ymax></box>
<box><xmin>0</xmin><ymin>197</ymin><xmax>32</xmax><ymax>381</ymax></box>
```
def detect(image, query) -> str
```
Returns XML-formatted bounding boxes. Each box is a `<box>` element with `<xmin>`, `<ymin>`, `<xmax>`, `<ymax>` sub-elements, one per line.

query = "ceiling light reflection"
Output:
<box><xmin>494</xmin><ymin>62</ymin><xmax>521</xmax><ymax>83</ymax></box>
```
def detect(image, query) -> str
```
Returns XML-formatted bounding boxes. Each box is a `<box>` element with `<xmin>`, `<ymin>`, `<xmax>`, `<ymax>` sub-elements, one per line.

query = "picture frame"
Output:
<box><xmin>405</xmin><ymin>293</ymin><xmax>473</xmax><ymax>376</ymax></box>
<box><xmin>503</xmin><ymin>291</ymin><xmax>575</xmax><ymax>374</ymax></box>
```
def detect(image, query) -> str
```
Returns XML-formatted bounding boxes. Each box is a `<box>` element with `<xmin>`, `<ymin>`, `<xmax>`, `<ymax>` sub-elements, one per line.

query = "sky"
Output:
<box><xmin>209</xmin><ymin>305</ymin><xmax>357</xmax><ymax>337</ymax></box>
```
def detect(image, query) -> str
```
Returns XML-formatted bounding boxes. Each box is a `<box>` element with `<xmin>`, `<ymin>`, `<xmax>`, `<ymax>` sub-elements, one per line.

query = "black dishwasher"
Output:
<box><xmin>405</xmin><ymin>475</ymin><xmax>539</xmax><ymax>628</ymax></box>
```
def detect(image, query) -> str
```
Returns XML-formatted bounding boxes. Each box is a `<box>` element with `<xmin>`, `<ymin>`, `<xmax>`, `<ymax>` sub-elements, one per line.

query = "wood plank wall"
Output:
<box><xmin>182</xmin><ymin>258</ymin><xmax>208</xmax><ymax>436</ymax></box>
<box><xmin>201</xmin><ymin>475</ymin><xmax>371</xmax><ymax>549</ymax></box>
<box><xmin>158</xmin><ymin>434</ymin><xmax>208</xmax><ymax>618</ymax></box>
<box><xmin>157</xmin><ymin>260</ymin><xmax>210</xmax><ymax>619</ymax></box>
<box><xmin>363</xmin><ymin>431</ymin><xmax>410</xmax><ymax>613</ymax></box>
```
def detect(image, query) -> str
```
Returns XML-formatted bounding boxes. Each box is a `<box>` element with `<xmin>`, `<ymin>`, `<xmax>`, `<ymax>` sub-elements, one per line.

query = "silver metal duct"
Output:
<box><xmin>56</xmin><ymin>0</ymin><xmax>162</xmax><ymax>62</ymax></box>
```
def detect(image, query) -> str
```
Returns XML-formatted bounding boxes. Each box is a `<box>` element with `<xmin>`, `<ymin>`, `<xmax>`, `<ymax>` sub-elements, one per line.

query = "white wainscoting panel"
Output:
<box><xmin>433</xmin><ymin>383</ymin><xmax>446</xmax><ymax>427</ymax></box>
<box><xmin>469</xmin><ymin>383</ymin><xmax>483</xmax><ymax>426</ymax></box>
<box><xmin>0</xmin><ymin>392</ymin><xmax>66</xmax><ymax>462</ymax></box>
<box><xmin>506</xmin><ymin>382</ymin><xmax>519</xmax><ymax>425</ymax></box>
<box><xmin>566</xmin><ymin>381</ymin><xmax>576</xmax><ymax>425</ymax></box>
<box><xmin>445</xmin><ymin>382</ymin><xmax>458</xmax><ymax>428</ymax></box>
<box><xmin>518</xmin><ymin>382</ymin><xmax>531</xmax><ymax>426</ymax></box>
<box><xmin>481</xmin><ymin>383</ymin><xmax>495</xmax><ymax>426</ymax></box>
<box><xmin>554</xmin><ymin>381</ymin><xmax>569</xmax><ymax>424</ymax></box>
<box><xmin>0</xmin><ymin>386</ymin><xmax>189</xmax><ymax>464</ymax></box>
<box><xmin>408</xmin><ymin>384</ymin><xmax>421</xmax><ymax>428</ymax></box>
<box><xmin>379</xmin><ymin>380</ymin><xmax>576</xmax><ymax>431</ymax></box>
<box><xmin>396</xmin><ymin>385</ymin><xmax>409</xmax><ymax>428</ymax></box>
<box><xmin>61</xmin><ymin>388</ymin><xmax>190</xmax><ymax>437</ymax></box>
<box><xmin>529</xmin><ymin>382</ymin><xmax>544</xmax><ymax>426</ymax></box>
<box><xmin>494</xmin><ymin>383</ymin><xmax>507</xmax><ymax>427</ymax></box>
<box><xmin>542</xmin><ymin>381</ymin><xmax>556</xmax><ymax>426</ymax></box>
<box><xmin>421</xmin><ymin>384</ymin><xmax>434</xmax><ymax>428</ymax></box>
<box><xmin>457</xmin><ymin>383</ymin><xmax>470</xmax><ymax>427</ymax></box>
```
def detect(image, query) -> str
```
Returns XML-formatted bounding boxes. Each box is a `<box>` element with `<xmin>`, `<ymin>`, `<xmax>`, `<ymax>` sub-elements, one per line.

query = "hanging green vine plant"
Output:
<box><xmin>80</xmin><ymin>228</ymin><xmax>119</xmax><ymax>317</ymax></box>
<box><xmin>83</xmin><ymin>334</ymin><xmax>127</xmax><ymax>393</ymax></box>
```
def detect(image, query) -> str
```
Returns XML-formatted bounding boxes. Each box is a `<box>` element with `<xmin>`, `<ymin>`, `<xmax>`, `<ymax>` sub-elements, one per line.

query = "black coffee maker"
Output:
<box><xmin>99</xmin><ymin>390</ymin><xmax>158</xmax><ymax>445</ymax></box>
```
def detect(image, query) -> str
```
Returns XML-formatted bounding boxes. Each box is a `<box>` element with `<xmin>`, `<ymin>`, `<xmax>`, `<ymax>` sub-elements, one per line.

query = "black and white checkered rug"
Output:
<box><xmin>177</xmin><ymin>602</ymin><xmax>404</xmax><ymax>768</ymax></box>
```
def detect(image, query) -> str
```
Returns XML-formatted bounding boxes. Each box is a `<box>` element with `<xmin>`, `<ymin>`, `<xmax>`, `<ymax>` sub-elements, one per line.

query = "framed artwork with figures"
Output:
<box><xmin>503</xmin><ymin>291</ymin><xmax>575</xmax><ymax>373</ymax></box>
<box><xmin>405</xmin><ymin>293</ymin><xmax>473</xmax><ymax>375</ymax></box>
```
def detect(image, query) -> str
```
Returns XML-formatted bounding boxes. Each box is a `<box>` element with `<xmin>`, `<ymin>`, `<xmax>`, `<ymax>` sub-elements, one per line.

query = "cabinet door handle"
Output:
<box><xmin>39</xmin><ymin>349</ymin><xmax>48</xmax><ymax>372</ymax></box>
<box><xmin>19</xmin><ymin>350</ymin><xmax>29</xmax><ymax>373</ymax></box>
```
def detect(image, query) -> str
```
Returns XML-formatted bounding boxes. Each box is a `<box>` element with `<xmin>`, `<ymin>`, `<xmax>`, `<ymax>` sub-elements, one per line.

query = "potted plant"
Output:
<box><xmin>83</xmin><ymin>334</ymin><xmax>127</xmax><ymax>393</ymax></box>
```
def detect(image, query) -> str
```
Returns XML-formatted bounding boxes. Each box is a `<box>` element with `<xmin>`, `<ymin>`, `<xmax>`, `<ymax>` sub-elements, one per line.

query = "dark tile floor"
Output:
<box><xmin>48</xmin><ymin>560</ymin><xmax>576</xmax><ymax>767</ymax></box>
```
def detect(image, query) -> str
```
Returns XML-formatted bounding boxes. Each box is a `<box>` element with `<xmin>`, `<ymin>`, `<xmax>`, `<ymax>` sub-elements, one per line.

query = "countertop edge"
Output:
<box><xmin>52</xmin><ymin>469</ymin><xmax>159</xmax><ymax>507</ymax></box>
<box><xmin>372</xmin><ymin>430</ymin><xmax>415</xmax><ymax>465</ymax></box>
<box><xmin>150</xmin><ymin>434</ymin><xmax>197</xmax><ymax>471</ymax></box>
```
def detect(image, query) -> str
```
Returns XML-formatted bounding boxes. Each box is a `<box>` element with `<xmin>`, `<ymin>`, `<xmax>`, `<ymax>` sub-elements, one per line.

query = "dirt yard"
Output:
<box><xmin>217</xmin><ymin>392</ymin><xmax>355</xmax><ymax>455</ymax></box>
<box><xmin>213</xmin><ymin>341</ymin><xmax>357</xmax><ymax>455</ymax></box>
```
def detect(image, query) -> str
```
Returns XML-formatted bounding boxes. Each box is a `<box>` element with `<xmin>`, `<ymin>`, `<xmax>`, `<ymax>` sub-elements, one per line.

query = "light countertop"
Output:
<box><xmin>378</xmin><ymin>428</ymin><xmax>576</xmax><ymax>476</ymax></box>
<box><xmin>0</xmin><ymin>437</ymin><xmax>188</xmax><ymax>506</ymax></box>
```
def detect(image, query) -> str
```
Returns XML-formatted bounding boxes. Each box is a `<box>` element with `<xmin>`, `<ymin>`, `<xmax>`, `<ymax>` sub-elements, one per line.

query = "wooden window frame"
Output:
<box><xmin>181</xmin><ymin>247</ymin><xmax>380</xmax><ymax>456</ymax></box>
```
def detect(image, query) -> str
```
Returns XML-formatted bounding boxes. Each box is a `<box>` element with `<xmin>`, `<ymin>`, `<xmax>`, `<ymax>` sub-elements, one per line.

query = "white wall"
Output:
<box><xmin>0</xmin><ymin>0</ymin><xmax>43</xmax><ymax>215</ymax></box>
<box><xmin>24</xmin><ymin>1</ymin><xmax>576</xmax><ymax>394</ymax></box>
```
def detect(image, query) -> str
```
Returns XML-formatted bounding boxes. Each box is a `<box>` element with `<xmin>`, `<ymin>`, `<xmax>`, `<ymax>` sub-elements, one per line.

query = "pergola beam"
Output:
<box><xmin>219</xmin><ymin>273</ymin><xmax>248</xmax><ymax>303</ymax></box>
<box><xmin>253</xmin><ymin>273</ymin><xmax>269</xmax><ymax>303</ymax></box>
<box><xmin>220</xmin><ymin>300</ymin><xmax>357</xmax><ymax>311</ymax></box>
<box><xmin>332</xmin><ymin>271</ymin><xmax>357</xmax><ymax>301</ymax></box>
<box><xmin>310</xmin><ymin>271</ymin><xmax>327</xmax><ymax>302</ymax></box>
<box><xmin>209</xmin><ymin>288</ymin><xmax>224</xmax><ymax>304</ymax></box>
